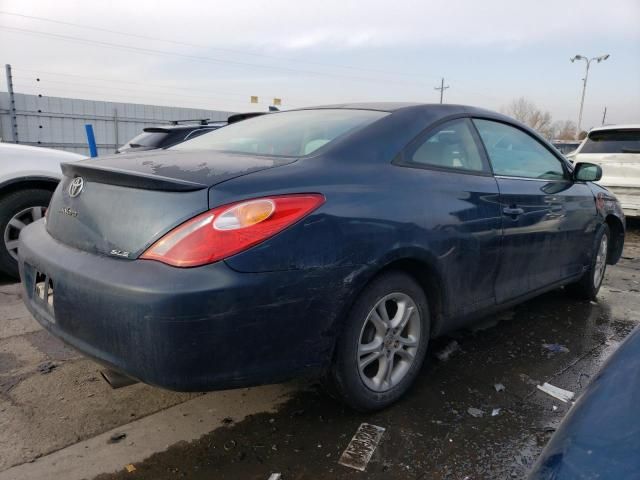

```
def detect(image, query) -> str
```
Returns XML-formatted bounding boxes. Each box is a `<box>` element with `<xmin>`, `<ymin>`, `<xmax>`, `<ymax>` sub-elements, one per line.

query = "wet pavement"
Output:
<box><xmin>96</xmin><ymin>224</ymin><xmax>640</xmax><ymax>480</ymax></box>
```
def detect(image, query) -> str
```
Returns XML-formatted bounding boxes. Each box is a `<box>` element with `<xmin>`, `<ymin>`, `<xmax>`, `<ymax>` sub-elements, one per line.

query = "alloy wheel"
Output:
<box><xmin>4</xmin><ymin>206</ymin><xmax>46</xmax><ymax>260</ymax></box>
<box><xmin>593</xmin><ymin>233</ymin><xmax>608</xmax><ymax>289</ymax></box>
<box><xmin>357</xmin><ymin>292</ymin><xmax>421</xmax><ymax>392</ymax></box>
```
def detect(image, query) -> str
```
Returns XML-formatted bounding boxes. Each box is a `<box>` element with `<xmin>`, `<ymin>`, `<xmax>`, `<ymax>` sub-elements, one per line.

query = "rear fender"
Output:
<box><xmin>327</xmin><ymin>246</ymin><xmax>449</xmax><ymax>351</ymax></box>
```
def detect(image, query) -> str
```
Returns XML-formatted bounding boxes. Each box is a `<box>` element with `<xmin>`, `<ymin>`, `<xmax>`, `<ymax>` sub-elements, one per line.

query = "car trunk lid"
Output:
<box><xmin>46</xmin><ymin>150</ymin><xmax>296</xmax><ymax>258</ymax></box>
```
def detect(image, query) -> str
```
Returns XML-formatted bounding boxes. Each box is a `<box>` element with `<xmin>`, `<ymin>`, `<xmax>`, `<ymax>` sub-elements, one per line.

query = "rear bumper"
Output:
<box><xmin>18</xmin><ymin>221</ymin><xmax>353</xmax><ymax>391</ymax></box>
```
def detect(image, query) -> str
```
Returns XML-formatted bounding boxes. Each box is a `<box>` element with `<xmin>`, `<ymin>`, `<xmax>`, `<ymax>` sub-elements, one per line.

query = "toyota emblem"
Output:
<box><xmin>68</xmin><ymin>177</ymin><xmax>84</xmax><ymax>198</ymax></box>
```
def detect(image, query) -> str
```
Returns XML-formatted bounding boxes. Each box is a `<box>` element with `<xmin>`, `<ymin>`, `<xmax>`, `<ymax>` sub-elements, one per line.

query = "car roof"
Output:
<box><xmin>589</xmin><ymin>124</ymin><xmax>640</xmax><ymax>132</ymax></box>
<box><xmin>0</xmin><ymin>142</ymin><xmax>85</xmax><ymax>160</ymax></box>
<box><xmin>301</xmin><ymin>102</ymin><xmax>423</xmax><ymax>112</ymax></box>
<box><xmin>298</xmin><ymin>102</ymin><xmax>484</xmax><ymax>113</ymax></box>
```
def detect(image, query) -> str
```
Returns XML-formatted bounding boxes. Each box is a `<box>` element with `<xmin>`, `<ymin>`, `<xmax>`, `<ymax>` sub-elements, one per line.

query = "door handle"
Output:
<box><xmin>503</xmin><ymin>206</ymin><xmax>524</xmax><ymax>216</ymax></box>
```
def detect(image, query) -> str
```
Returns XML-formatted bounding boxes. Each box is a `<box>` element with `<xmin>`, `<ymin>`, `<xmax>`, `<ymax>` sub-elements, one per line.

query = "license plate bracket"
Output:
<box><xmin>34</xmin><ymin>271</ymin><xmax>55</xmax><ymax>317</ymax></box>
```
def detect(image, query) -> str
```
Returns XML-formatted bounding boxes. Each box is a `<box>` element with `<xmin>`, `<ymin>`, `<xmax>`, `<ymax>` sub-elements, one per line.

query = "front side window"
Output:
<box><xmin>580</xmin><ymin>129</ymin><xmax>640</xmax><ymax>154</ymax></box>
<box><xmin>473</xmin><ymin>119</ymin><xmax>566</xmax><ymax>180</ymax></box>
<box><xmin>407</xmin><ymin>118</ymin><xmax>486</xmax><ymax>172</ymax></box>
<box><xmin>172</xmin><ymin>109</ymin><xmax>388</xmax><ymax>157</ymax></box>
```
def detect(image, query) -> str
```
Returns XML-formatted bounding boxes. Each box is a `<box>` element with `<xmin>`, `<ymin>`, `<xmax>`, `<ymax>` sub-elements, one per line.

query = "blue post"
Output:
<box><xmin>85</xmin><ymin>124</ymin><xmax>98</xmax><ymax>157</ymax></box>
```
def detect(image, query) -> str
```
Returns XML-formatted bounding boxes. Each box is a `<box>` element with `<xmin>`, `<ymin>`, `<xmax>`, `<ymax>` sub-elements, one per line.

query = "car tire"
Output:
<box><xmin>327</xmin><ymin>271</ymin><xmax>430</xmax><ymax>412</ymax></box>
<box><xmin>567</xmin><ymin>223</ymin><xmax>610</xmax><ymax>301</ymax></box>
<box><xmin>0</xmin><ymin>188</ymin><xmax>52</xmax><ymax>279</ymax></box>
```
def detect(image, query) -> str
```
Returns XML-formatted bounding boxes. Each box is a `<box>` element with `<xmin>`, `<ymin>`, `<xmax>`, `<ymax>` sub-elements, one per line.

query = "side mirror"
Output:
<box><xmin>573</xmin><ymin>162</ymin><xmax>602</xmax><ymax>182</ymax></box>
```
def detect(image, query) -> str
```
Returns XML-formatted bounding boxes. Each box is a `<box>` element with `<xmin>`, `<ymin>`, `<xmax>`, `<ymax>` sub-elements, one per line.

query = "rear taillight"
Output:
<box><xmin>140</xmin><ymin>194</ymin><xmax>325</xmax><ymax>267</ymax></box>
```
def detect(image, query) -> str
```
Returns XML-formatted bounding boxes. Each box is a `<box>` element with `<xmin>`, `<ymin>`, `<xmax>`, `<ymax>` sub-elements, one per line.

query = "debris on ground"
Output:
<box><xmin>108</xmin><ymin>432</ymin><xmax>127</xmax><ymax>444</ymax></box>
<box><xmin>542</xmin><ymin>344</ymin><xmax>570</xmax><ymax>354</ymax></box>
<box><xmin>491</xmin><ymin>408</ymin><xmax>501</xmax><ymax>417</ymax></box>
<box><xmin>338</xmin><ymin>423</ymin><xmax>386</xmax><ymax>472</ymax></box>
<box><xmin>519</xmin><ymin>373</ymin><xmax>540</xmax><ymax>386</ymax></box>
<box><xmin>537</xmin><ymin>383</ymin><xmax>575</xmax><ymax>403</ymax></box>
<box><xmin>223</xmin><ymin>440</ymin><xmax>237</xmax><ymax>451</ymax></box>
<box><xmin>467</xmin><ymin>408</ymin><xmax>484</xmax><ymax>418</ymax></box>
<box><xmin>494</xmin><ymin>383</ymin><xmax>506</xmax><ymax>392</ymax></box>
<box><xmin>221</xmin><ymin>417</ymin><xmax>234</xmax><ymax>425</ymax></box>
<box><xmin>125</xmin><ymin>464</ymin><xmax>136</xmax><ymax>473</ymax></box>
<box><xmin>37</xmin><ymin>361</ymin><xmax>57</xmax><ymax>374</ymax></box>
<box><xmin>436</xmin><ymin>340</ymin><xmax>460</xmax><ymax>361</ymax></box>
<box><xmin>268</xmin><ymin>474</ymin><xmax>282</xmax><ymax>480</ymax></box>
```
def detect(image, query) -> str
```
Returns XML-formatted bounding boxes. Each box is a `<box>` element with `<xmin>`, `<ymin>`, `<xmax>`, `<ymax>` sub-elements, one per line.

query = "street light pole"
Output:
<box><xmin>570</xmin><ymin>54</ymin><xmax>610</xmax><ymax>139</ymax></box>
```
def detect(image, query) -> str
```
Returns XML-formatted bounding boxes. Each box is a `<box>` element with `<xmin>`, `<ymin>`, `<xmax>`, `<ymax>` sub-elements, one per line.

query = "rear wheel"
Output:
<box><xmin>328</xmin><ymin>271</ymin><xmax>430</xmax><ymax>411</ymax></box>
<box><xmin>0</xmin><ymin>189</ymin><xmax>52</xmax><ymax>279</ymax></box>
<box><xmin>567</xmin><ymin>224</ymin><xmax>610</xmax><ymax>300</ymax></box>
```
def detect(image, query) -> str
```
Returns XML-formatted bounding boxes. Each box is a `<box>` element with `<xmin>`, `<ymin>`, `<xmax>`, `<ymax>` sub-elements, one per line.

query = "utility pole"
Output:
<box><xmin>5</xmin><ymin>64</ymin><xmax>19</xmax><ymax>143</ymax></box>
<box><xmin>601</xmin><ymin>106</ymin><xmax>607</xmax><ymax>126</ymax></box>
<box><xmin>434</xmin><ymin>77</ymin><xmax>449</xmax><ymax>104</ymax></box>
<box><xmin>570</xmin><ymin>54</ymin><xmax>609</xmax><ymax>139</ymax></box>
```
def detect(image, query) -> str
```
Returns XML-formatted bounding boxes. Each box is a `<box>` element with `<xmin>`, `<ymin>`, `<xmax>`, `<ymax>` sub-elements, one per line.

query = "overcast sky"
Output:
<box><xmin>1</xmin><ymin>0</ymin><xmax>638</xmax><ymax>129</ymax></box>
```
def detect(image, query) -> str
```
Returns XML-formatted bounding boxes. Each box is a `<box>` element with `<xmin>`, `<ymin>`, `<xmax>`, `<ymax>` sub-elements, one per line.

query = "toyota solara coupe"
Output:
<box><xmin>18</xmin><ymin>103</ymin><xmax>625</xmax><ymax>411</ymax></box>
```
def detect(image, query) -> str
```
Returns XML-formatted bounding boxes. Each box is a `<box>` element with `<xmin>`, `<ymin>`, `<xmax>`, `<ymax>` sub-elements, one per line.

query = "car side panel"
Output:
<box><xmin>220</xmin><ymin>157</ymin><xmax>502</xmax><ymax>331</ymax></box>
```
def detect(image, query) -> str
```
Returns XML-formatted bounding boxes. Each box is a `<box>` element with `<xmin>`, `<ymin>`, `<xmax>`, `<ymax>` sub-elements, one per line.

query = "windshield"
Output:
<box><xmin>119</xmin><ymin>131</ymin><xmax>168</xmax><ymax>151</ymax></box>
<box><xmin>581</xmin><ymin>129</ymin><xmax>640</xmax><ymax>154</ymax></box>
<box><xmin>172</xmin><ymin>109</ymin><xmax>388</xmax><ymax>156</ymax></box>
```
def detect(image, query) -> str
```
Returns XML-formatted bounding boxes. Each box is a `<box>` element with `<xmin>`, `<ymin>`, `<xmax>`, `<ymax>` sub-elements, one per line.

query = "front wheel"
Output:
<box><xmin>567</xmin><ymin>224</ymin><xmax>610</xmax><ymax>300</ymax></box>
<box><xmin>327</xmin><ymin>271</ymin><xmax>430</xmax><ymax>411</ymax></box>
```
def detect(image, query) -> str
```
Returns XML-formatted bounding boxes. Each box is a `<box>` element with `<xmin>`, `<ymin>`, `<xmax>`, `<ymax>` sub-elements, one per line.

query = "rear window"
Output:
<box><xmin>171</xmin><ymin>109</ymin><xmax>388</xmax><ymax>157</ymax></box>
<box><xmin>581</xmin><ymin>129</ymin><xmax>640</xmax><ymax>154</ymax></box>
<box><xmin>119</xmin><ymin>131</ymin><xmax>168</xmax><ymax>151</ymax></box>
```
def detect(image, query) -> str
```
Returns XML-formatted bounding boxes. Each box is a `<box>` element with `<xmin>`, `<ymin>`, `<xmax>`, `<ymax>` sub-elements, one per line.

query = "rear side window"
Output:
<box><xmin>172</xmin><ymin>109</ymin><xmax>388</xmax><ymax>157</ymax></box>
<box><xmin>406</xmin><ymin>119</ymin><xmax>486</xmax><ymax>172</ymax></box>
<box><xmin>473</xmin><ymin>119</ymin><xmax>566</xmax><ymax>180</ymax></box>
<box><xmin>580</xmin><ymin>129</ymin><xmax>640</xmax><ymax>154</ymax></box>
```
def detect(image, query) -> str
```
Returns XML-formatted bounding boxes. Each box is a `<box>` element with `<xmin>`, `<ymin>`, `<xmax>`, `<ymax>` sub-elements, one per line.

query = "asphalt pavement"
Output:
<box><xmin>1</xmin><ymin>224</ymin><xmax>639</xmax><ymax>480</ymax></box>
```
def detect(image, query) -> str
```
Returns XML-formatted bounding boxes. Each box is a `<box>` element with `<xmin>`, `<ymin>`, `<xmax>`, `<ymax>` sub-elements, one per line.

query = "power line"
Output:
<box><xmin>11</xmin><ymin>82</ymin><xmax>243</xmax><ymax>111</ymax></box>
<box><xmin>12</xmin><ymin>67</ymin><xmax>317</xmax><ymax>105</ymax></box>
<box><xmin>0</xmin><ymin>10</ymin><xmax>429</xmax><ymax>80</ymax></box>
<box><xmin>13</xmin><ymin>76</ymin><xmax>255</xmax><ymax>105</ymax></box>
<box><xmin>0</xmin><ymin>25</ymin><xmax>426</xmax><ymax>87</ymax></box>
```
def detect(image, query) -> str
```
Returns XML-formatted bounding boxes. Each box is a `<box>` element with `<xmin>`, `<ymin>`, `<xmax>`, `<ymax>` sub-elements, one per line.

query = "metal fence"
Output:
<box><xmin>0</xmin><ymin>92</ymin><xmax>235</xmax><ymax>156</ymax></box>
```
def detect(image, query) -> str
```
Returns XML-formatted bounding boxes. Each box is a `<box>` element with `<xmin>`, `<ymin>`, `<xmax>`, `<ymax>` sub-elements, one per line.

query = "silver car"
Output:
<box><xmin>0</xmin><ymin>143</ymin><xmax>84</xmax><ymax>277</ymax></box>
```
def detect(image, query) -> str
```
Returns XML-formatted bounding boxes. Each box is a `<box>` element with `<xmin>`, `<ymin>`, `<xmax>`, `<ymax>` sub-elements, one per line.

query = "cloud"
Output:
<box><xmin>2</xmin><ymin>0</ymin><xmax>638</xmax><ymax>51</ymax></box>
<box><xmin>0</xmin><ymin>0</ymin><xmax>638</xmax><ymax>126</ymax></box>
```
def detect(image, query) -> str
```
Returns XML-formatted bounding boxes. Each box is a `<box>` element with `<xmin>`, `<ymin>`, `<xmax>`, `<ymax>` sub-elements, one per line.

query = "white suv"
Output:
<box><xmin>0</xmin><ymin>143</ymin><xmax>85</xmax><ymax>278</ymax></box>
<box><xmin>569</xmin><ymin>124</ymin><xmax>640</xmax><ymax>217</ymax></box>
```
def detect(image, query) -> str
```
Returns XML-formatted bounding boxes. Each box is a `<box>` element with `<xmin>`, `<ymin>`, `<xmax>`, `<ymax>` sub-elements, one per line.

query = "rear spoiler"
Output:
<box><xmin>143</xmin><ymin>127</ymin><xmax>171</xmax><ymax>133</ymax></box>
<box><xmin>227</xmin><ymin>112</ymin><xmax>268</xmax><ymax>124</ymax></box>
<box><xmin>60</xmin><ymin>162</ymin><xmax>208</xmax><ymax>192</ymax></box>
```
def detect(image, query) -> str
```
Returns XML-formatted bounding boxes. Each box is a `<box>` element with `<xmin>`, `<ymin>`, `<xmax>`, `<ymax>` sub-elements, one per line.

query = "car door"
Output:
<box><xmin>472</xmin><ymin>118</ymin><xmax>597</xmax><ymax>303</ymax></box>
<box><xmin>397</xmin><ymin>117</ymin><xmax>502</xmax><ymax>322</ymax></box>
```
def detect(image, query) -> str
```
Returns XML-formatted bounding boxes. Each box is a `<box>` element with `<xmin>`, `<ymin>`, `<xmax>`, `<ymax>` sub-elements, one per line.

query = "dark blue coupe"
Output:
<box><xmin>18</xmin><ymin>103</ymin><xmax>625</xmax><ymax>410</ymax></box>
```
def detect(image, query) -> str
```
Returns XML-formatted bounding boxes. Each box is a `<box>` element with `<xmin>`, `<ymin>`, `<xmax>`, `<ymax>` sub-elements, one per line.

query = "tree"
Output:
<box><xmin>502</xmin><ymin>97</ymin><xmax>554</xmax><ymax>139</ymax></box>
<box><xmin>550</xmin><ymin>120</ymin><xmax>577</xmax><ymax>140</ymax></box>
